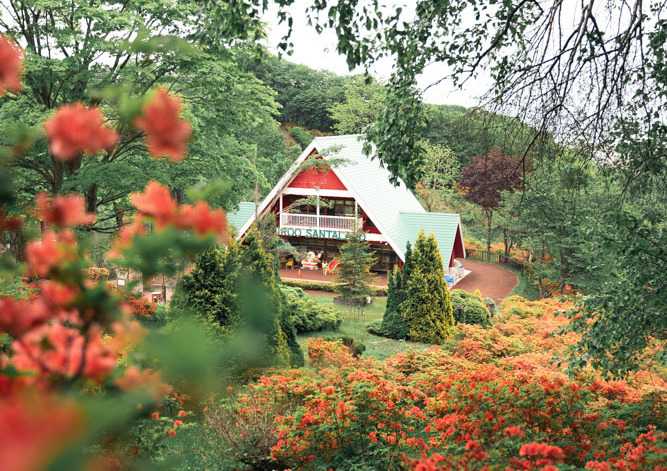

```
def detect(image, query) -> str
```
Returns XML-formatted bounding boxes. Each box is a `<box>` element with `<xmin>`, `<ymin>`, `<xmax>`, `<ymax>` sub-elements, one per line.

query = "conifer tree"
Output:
<box><xmin>335</xmin><ymin>229</ymin><xmax>376</xmax><ymax>310</ymax></box>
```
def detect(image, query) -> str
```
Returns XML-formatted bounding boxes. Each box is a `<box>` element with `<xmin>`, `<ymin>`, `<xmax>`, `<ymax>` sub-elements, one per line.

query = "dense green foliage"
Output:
<box><xmin>287</xmin><ymin>126</ymin><xmax>314</xmax><ymax>149</ymax></box>
<box><xmin>278</xmin><ymin>285</ymin><xmax>343</xmax><ymax>333</ymax></box>
<box><xmin>176</xmin><ymin>230</ymin><xmax>301</xmax><ymax>368</ymax></box>
<box><xmin>451</xmin><ymin>289</ymin><xmax>492</xmax><ymax>327</ymax></box>
<box><xmin>0</xmin><ymin>0</ymin><xmax>301</xmax><ymax>237</ymax></box>
<box><xmin>284</xmin><ymin>0</ymin><xmax>665</xmax><ymax>374</ymax></box>
<box><xmin>240</xmin><ymin>53</ymin><xmax>346</xmax><ymax>132</ymax></box>
<box><xmin>329</xmin><ymin>75</ymin><xmax>385</xmax><ymax>135</ymax></box>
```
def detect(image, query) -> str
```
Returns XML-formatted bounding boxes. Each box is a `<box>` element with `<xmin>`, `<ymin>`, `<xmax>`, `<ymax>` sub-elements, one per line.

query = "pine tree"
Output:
<box><xmin>178</xmin><ymin>244</ymin><xmax>241</xmax><ymax>337</ymax></box>
<box><xmin>335</xmin><ymin>229</ymin><xmax>376</xmax><ymax>309</ymax></box>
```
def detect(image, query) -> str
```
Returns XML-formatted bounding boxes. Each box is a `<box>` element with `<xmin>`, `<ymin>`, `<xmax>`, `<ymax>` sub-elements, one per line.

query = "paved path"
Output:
<box><xmin>451</xmin><ymin>260</ymin><xmax>519</xmax><ymax>304</ymax></box>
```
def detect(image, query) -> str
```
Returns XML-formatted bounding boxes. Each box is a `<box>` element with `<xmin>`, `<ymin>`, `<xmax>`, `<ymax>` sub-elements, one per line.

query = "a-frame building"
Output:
<box><xmin>228</xmin><ymin>134</ymin><xmax>466</xmax><ymax>272</ymax></box>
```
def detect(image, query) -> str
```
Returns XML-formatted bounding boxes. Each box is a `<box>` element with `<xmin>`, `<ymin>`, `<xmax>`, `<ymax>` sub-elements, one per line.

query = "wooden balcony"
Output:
<box><xmin>279</xmin><ymin>212</ymin><xmax>362</xmax><ymax>232</ymax></box>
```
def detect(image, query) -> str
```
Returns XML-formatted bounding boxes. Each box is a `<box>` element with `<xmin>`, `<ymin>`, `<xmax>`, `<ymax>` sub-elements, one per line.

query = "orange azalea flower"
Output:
<box><xmin>0</xmin><ymin>210</ymin><xmax>22</xmax><ymax>233</ymax></box>
<box><xmin>0</xmin><ymin>297</ymin><xmax>52</xmax><ymax>337</ymax></box>
<box><xmin>115</xmin><ymin>366</ymin><xmax>172</xmax><ymax>400</ymax></box>
<box><xmin>130</xmin><ymin>181</ymin><xmax>178</xmax><ymax>230</ymax></box>
<box><xmin>12</xmin><ymin>323</ymin><xmax>116</xmax><ymax>382</ymax></box>
<box><xmin>0</xmin><ymin>35</ymin><xmax>23</xmax><ymax>96</ymax></box>
<box><xmin>44</xmin><ymin>103</ymin><xmax>118</xmax><ymax>161</ymax></box>
<box><xmin>133</xmin><ymin>86</ymin><xmax>191</xmax><ymax>161</ymax></box>
<box><xmin>36</xmin><ymin>193</ymin><xmax>96</xmax><ymax>227</ymax></box>
<box><xmin>108</xmin><ymin>219</ymin><xmax>146</xmax><ymax>259</ymax></box>
<box><xmin>178</xmin><ymin>201</ymin><xmax>227</xmax><ymax>239</ymax></box>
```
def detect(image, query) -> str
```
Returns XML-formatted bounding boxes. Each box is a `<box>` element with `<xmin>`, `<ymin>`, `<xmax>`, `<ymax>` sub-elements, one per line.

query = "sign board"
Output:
<box><xmin>278</xmin><ymin>227</ymin><xmax>365</xmax><ymax>240</ymax></box>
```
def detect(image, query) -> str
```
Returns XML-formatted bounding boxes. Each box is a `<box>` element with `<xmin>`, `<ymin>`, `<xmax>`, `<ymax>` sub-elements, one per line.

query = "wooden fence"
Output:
<box><xmin>465</xmin><ymin>249</ymin><xmax>526</xmax><ymax>274</ymax></box>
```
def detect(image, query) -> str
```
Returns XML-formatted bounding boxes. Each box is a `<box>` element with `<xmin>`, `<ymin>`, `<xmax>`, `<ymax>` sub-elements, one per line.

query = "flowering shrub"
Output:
<box><xmin>0</xmin><ymin>34</ymin><xmax>227</xmax><ymax>470</ymax></box>
<box><xmin>114</xmin><ymin>288</ymin><xmax>158</xmax><ymax>318</ymax></box>
<box><xmin>212</xmin><ymin>297</ymin><xmax>666</xmax><ymax>470</ymax></box>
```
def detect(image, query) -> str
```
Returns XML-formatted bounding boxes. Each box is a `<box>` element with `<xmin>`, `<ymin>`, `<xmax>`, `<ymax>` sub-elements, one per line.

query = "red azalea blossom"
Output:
<box><xmin>519</xmin><ymin>442</ymin><xmax>565</xmax><ymax>460</ymax></box>
<box><xmin>503</xmin><ymin>425</ymin><xmax>525</xmax><ymax>437</ymax></box>
<box><xmin>0</xmin><ymin>397</ymin><xmax>82</xmax><ymax>471</ymax></box>
<box><xmin>115</xmin><ymin>366</ymin><xmax>171</xmax><ymax>400</ymax></box>
<box><xmin>44</xmin><ymin>103</ymin><xmax>118</xmax><ymax>161</ymax></box>
<box><xmin>0</xmin><ymin>297</ymin><xmax>52</xmax><ymax>337</ymax></box>
<box><xmin>12</xmin><ymin>323</ymin><xmax>116</xmax><ymax>382</ymax></box>
<box><xmin>25</xmin><ymin>230</ymin><xmax>77</xmax><ymax>277</ymax></box>
<box><xmin>133</xmin><ymin>86</ymin><xmax>191</xmax><ymax>161</ymax></box>
<box><xmin>168</xmin><ymin>429</ymin><xmax>176</xmax><ymax>437</ymax></box>
<box><xmin>151</xmin><ymin>412</ymin><xmax>159</xmax><ymax>420</ymax></box>
<box><xmin>0</xmin><ymin>210</ymin><xmax>22</xmax><ymax>234</ymax></box>
<box><xmin>178</xmin><ymin>410</ymin><xmax>187</xmax><ymax>417</ymax></box>
<box><xmin>36</xmin><ymin>193</ymin><xmax>96</xmax><ymax>227</ymax></box>
<box><xmin>0</xmin><ymin>35</ymin><xmax>23</xmax><ymax>96</ymax></box>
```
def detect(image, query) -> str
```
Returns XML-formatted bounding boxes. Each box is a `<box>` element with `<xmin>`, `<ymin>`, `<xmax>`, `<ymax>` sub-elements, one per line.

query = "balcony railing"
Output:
<box><xmin>279</xmin><ymin>212</ymin><xmax>362</xmax><ymax>232</ymax></box>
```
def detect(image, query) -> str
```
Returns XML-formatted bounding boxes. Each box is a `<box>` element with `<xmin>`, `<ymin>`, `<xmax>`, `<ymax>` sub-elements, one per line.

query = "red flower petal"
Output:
<box><xmin>130</xmin><ymin>181</ymin><xmax>178</xmax><ymax>230</ymax></box>
<box><xmin>36</xmin><ymin>193</ymin><xmax>96</xmax><ymax>227</ymax></box>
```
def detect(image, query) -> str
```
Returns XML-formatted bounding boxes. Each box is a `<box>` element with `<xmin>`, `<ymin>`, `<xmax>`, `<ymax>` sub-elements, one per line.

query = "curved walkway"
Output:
<box><xmin>451</xmin><ymin>260</ymin><xmax>518</xmax><ymax>304</ymax></box>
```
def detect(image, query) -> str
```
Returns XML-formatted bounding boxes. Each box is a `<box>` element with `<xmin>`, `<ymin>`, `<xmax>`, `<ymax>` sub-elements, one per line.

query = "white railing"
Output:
<box><xmin>279</xmin><ymin>212</ymin><xmax>362</xmax><ymax>232</ymax></box>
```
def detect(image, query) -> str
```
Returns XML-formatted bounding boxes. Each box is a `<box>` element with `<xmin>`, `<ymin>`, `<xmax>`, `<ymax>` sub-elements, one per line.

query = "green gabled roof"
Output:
<box><xmin>397</xmin><ymin>212</ymin><xmax>463</xmax><ymax>266</ymax></box>
<box><xmin>227</xmin><ymin>202</ymin><xmax>256</xmax><ymax>233</ymax></box>
<box><xmin>312</xmin><ymin>135</ymin><xmax>425</xmax><ymax>260</ymax></box>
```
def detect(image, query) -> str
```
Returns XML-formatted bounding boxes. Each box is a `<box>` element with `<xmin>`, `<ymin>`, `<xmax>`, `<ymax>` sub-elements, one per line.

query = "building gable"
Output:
<box><xmin>287</xmin><ymin>152</ymin><xmax>348</xmax><ymax>191</ymax></box>
<box><xmin>231</xmin><ymin>134</ymin><xmax>465</xmax><ymax>269</ymax></box>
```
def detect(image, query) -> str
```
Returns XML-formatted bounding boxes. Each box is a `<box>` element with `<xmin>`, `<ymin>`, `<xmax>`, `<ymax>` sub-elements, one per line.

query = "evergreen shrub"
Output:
<box><xmin>175</xmin><ymin>229</ymin><xmax>302</xmax><ymax>368</ymax></box>
<box><xmin>378</xmin><ymin>267</ymin><xmax>409</xmax><ymax>339</ymax></box>
<box><xmin>279</xmin><ymin>285</ymin><xmax>343</xmax><ymax>333</ymax></box>
<box><xmin>451</xmin><ymin>289</ymin><xmax>492</xmax><ymax>326</ymax></box>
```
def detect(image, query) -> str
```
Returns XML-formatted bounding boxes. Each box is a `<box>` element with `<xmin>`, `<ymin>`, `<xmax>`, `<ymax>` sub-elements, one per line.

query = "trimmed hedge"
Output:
<box><xmin>451</xmin><ymin>289</ymin><xmax>492</xmax><ymax>326</ymax></box>
<box><xmin>282</xmin><ymin>278</ymin><xmax>387</xmax><ymax>296</ymax></box>
<box><xmin>279</xmin><ymin>285</ymin><xmax>343</xmax><ymax>333</ymax></box>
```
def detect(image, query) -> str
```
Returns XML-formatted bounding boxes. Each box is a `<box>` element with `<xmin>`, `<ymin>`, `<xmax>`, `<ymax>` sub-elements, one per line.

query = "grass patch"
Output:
<box><xmin>296</xmin><ymin>294</ymin><xmax>429</xmax><ymax>360</ymax></box>
<box><xmin>506</xmin><ymin>267</ymin><xmax>541</xmax><ymax>300</ymax></box>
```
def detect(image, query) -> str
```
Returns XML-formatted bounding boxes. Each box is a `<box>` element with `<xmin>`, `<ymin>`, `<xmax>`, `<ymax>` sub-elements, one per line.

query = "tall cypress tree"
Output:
<box><xmin>237</xmin><ymin>229</ymin><xmax>292</xmax><ymax>367</ymax></box>
<box><xmin>399</xmin><ymin>230</ymin><xmax>454</xmax><ymax>343</ymax></box>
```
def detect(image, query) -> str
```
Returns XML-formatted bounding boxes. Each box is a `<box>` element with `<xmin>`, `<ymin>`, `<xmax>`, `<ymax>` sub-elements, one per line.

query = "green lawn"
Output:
<box><xmin>296</xmin><ymin>294</ymin><xmax>430</xmax><ymax>360</ymax></box>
